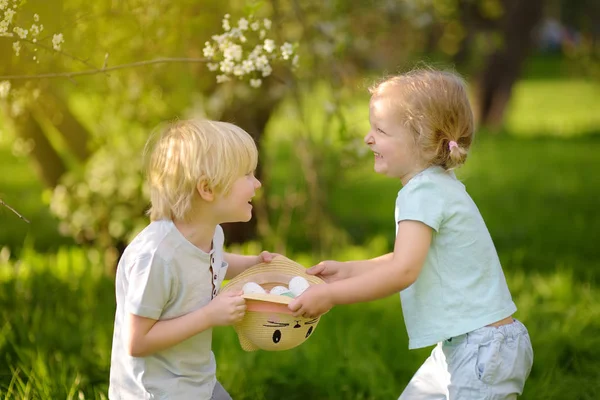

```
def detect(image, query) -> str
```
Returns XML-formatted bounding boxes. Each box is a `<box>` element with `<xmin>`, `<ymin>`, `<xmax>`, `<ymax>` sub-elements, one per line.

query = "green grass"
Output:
<box><xmin>1</xmin><ymin>225</ymin><xmax>599</xmax><ymax>399</ymax></box>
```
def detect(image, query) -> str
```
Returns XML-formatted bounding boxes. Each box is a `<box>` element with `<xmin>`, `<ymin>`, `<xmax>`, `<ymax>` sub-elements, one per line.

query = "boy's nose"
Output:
<box><xmin>364</xmin><ymin>132</ymin><xmax>374</xmax><ymax>144</ymax></box>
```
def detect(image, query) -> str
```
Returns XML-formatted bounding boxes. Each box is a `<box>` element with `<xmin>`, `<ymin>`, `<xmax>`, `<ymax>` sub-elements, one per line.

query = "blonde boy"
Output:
<box><xmin>109</xmin><ymin>120</ymin><xmax>276</xmax><ymax>400</ymax></box>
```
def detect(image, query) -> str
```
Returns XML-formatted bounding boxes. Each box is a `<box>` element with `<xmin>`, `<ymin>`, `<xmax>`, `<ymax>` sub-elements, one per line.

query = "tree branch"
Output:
<box><xmin>0</xmin><ymin>199</ymin><xmax>30</xmax><ymax>223</ymax></box>
<box><xmin>0</xmin><ymin>57</ymin><xmax>209</xmax><ymax>81</ymax></box>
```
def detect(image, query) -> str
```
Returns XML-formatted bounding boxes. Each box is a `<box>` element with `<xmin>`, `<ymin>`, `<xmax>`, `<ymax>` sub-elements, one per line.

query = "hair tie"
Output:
<box><xmin>448</xmin><ymin>141</ymin><xmax>458</xmax><ymax>151</ymax></box>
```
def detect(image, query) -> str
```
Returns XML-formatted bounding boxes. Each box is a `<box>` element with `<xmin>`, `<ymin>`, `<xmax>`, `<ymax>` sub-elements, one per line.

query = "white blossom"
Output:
<box><xmin>13</xmin><ymin>26</ymin><xmax>27</xmax><ymax>39</ymax></box>
<box><xmin>261</xmin><ymin>64</ymin><xmax>272</xmax><ymax>77</ymax></box>
<box><xmin>0</xmin><ymin>19</ymin><xmax>9</xmax><ymax>35</ymax></box>
<box><xmin>0</xmin><ymin>0</ymin><xmax>8</xmax><ymax>10</ymax></box>
<box><xmin>0</xmin><ymin>80</ymin><xmax>10</xmax><ymax>99</ymax></box>
<box><xmin>222</xmin><ymin>14</ymin><xmax>230</xmax><ymax>31</ymax></box>
<box><xmin>219</xmin><ymin>59</ymin><xmax>235</xmax><ymax>74</ymax></box>
<box><xmin>233</xmin><ymin>64</ymin><xmax>245</xmax><ymax>76</ymax></box>
<box><xmin>203</xmin><ymin>42</ymin><xmax>215</xmax><ymax>58</ymax></box>
<box><xmin>237</xmin><ymin>17</ymin><xmax>248</xmax><ymax>31</ymax></box>
<box><xmin>52</xmin><ymin>33</ymin><xmax>64</xmax><ymax>50</ymax></box>
<box><xmin>280</xmin><ymin>42</ymin><xmax>294</xmax><ymax>60</ymax></box>
<box><xmin>203</xmin><ymin>13</ymin><xmax>298</xmax><ymax>88</ymax></box>
<box><xmin>33</xmin><ymin>13</ymin><xmax>39</xmax><ymax>22</ymax></box>
<box><xmin>30</xmin><ymin>24</ymin><xmax>40</xmax><ymax>36</ymax></box>
<box><xmin>12</xmin><ymin>40</ymin><xmax>20</xmax><ymax>55</ymax></box>
<box><xmin>4</xmin><ymin>8</ymin><xmax>16</xmax><ymax>23</ymax></box>
<box><xmin>241</xmin><ymin>59</ymin><xmax>255</xmax><ymax>73</ymax></box>
<box><xmin>263</xmin><ymin>39</ymin><xmax>275</xmax><ymax>53</ymax></box>
<box><xmin>223</xmin><ymin>43</ymin><xmax>242</xmax><ymax>61</ymax></box>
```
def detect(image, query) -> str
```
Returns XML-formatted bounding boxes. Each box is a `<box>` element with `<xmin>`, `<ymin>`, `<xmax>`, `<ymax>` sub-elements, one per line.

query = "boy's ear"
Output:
<box><xmin>197</xmin><ymin>180</ymin><xmax>214</xmax><ymax>202</ymax></box>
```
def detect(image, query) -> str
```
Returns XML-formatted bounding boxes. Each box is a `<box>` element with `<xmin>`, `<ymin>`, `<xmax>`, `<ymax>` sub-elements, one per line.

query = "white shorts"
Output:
<box><xmin>399</xmin><ymin>319</ymin><xmax>534</xmax><ymax>400</ymax></box>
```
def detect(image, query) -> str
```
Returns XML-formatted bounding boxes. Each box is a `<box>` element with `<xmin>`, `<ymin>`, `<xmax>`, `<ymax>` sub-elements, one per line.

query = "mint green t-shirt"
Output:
<box><xmin>395</xmin><ymin>166</ymin><xmax>517</xmax><ymax>349</ymax></box>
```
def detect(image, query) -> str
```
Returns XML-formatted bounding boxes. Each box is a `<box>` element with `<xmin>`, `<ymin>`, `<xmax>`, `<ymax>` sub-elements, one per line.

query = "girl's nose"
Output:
<box><xmin>254</xmin><ymin>177</ymin><xmax>262</xmax><ymax>189</ymax></box>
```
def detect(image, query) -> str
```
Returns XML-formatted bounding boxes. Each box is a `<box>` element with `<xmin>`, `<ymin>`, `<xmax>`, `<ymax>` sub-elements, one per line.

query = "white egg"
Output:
<box><xmin>289</xmin><ymin>276</ymin><xmax>310</xmax><ymax>297</ymax></box>
<box><xmin>242</xmin><ymin>282</ymin><xmax>266</xmax><ymax>295</ymax></box>
<box><xmin>269</xmin><ymin>285</ymin><xmax>290</xmax><ymax>296</ymax></box>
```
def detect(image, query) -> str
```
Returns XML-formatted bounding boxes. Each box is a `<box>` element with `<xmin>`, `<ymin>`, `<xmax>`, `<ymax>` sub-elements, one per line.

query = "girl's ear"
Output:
<box><xmin>197</xmin><ymin>180</ymin><xmax>214</xmax><ymax>202</ymax></box>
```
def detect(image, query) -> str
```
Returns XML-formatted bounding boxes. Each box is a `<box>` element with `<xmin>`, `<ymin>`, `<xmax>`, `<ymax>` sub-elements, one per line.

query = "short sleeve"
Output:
<box><xmin>125</xmin><ymin>254</ymin><xmax>173</xmax><ymax>320</ymax></box>
<box><xmin>395</xmin><ymin>179</ymin><xmax>445</xmax><ymax>232</ymax></box>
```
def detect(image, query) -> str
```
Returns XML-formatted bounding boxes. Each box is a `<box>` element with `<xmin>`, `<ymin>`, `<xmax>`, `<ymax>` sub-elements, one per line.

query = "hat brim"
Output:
<box><xmin>222</xmin><ymin>255</ymin><xmax>324</xmax><ymax>298</ymax></box>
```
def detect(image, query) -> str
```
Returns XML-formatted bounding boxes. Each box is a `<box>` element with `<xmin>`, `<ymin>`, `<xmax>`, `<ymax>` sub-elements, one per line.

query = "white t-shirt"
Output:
<box><xmin>395</xmin><ymin>166</ymin><xmax>517</xmax><ymax>349</ymax></box>
<box><xmin>109</xmin><ymin>220</ymin><xmax>228</xmax><ymax>399</ymax></box>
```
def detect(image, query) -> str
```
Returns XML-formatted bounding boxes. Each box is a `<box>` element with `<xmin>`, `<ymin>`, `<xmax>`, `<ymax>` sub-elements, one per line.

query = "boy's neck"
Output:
<box><xmin>173</xmin><ymin>215</ymin><xmax>217</xmax><ymax>253</ymax></box>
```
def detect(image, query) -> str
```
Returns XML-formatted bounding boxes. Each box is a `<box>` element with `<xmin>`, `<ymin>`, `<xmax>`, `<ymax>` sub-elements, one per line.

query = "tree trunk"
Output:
<box><xmin>477</xmin><ymin>0</ymin><xmax>545</xmax><ymax>129</ymax></box>
<box><xmin>12</xmin><ymin>108</ymin><xmax>67</xmax><ymax>187</ymax></box>
<box><xmin>40</xmin><ymin>91</ymin><xmax>91</xmax><ymax>162</ymax></box>
<box><xmin>219</xmin><ymin>97</ymin><xmax>279</xmax><ymax>245</ymax></box>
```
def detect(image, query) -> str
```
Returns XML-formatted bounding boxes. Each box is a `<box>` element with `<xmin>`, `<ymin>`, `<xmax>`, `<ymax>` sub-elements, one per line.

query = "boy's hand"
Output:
<box><xmin>288</xmin><ymin>285</ymin><xmax>333</xmax><ymax>319</ymax></box>
<box><xmin>307</xmin><ymin>260</ymin><xmax>350</xmax><ymax>283</ymax></box>
<box><xmin>206</xmin><ymin>291</ymin><xmax>246</xmax><ymax>326</ymax></box>
<box><xmin>257</xmin><ymin>251</ymin><xmax>280</xmax><ymax>264</ymax></box>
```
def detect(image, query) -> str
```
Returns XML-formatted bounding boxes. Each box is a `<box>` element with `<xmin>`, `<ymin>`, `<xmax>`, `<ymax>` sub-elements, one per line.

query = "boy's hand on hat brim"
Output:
<box><xmin>258</xmin><ymin>251</ymin><xmax>281</xmax><ymax>263</ymax></box>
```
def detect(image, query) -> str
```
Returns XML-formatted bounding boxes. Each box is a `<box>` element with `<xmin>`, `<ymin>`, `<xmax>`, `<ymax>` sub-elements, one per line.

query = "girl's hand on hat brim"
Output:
<box><xmin>288</xmin><ymin>285</ymin><xmax>333</xmax><ymax>319</ymax></box>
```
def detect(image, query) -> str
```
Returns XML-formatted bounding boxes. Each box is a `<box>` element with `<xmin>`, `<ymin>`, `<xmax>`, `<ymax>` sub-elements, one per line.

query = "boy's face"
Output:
<box><xmin>365</xmin><ymin>95</ymin><xmax>424</xmax><ymax>183</ymax></box>
<box><xmin>213</xmin><ymin>172</ymin><xmax>261</xmax><ymax>223</ymax></box>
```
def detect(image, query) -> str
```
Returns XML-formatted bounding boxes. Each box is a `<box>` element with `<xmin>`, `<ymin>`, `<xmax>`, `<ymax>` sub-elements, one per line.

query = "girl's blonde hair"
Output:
<box><xmin>145</xmin><ymin>119</ymin><xmax>258</xmax><ymax>221</ymax></box>
<box><xmin>369</xmin><ymin>68</ymin><xmax>474</xmax><ymax>170</ymax></box>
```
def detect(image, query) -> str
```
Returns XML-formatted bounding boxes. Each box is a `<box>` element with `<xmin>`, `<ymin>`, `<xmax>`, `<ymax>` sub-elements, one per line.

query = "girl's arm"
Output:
<box><xmin>223</xmin><ymin>251</ymin><xmax>278</xmax><ymax>279</ymax></box>
<box><xmin>289</xmin><ymin>220</ymin><xmax>432</xmax><ymax>317</ymax></box>
<box><xmin>307</xmin><ymin>253</ymin><xmax>394</xmax><ymax>282</ymax></box>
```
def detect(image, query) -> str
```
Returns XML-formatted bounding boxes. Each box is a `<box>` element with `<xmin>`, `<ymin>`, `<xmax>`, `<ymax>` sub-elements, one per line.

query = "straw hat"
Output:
<box><xmin>221</xmin><ymin>255</ymin><xmax>324</xmax><ymax>351</ymax></box>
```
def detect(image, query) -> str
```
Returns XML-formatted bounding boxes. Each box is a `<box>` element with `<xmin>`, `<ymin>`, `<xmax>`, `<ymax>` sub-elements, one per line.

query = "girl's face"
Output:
<box><xmin>365</xmin><ymin>95</ymin><xmax>424</xmax><ymax>184</ymax></box>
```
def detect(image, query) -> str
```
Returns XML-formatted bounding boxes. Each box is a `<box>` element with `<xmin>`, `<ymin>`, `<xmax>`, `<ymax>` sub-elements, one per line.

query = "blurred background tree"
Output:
<box><xmin>1</xmin><ymin>1</ymin><xmax>600</xmax><ymax>399</ymax></box>
<box><xmin>1</xmin><ymin>0</ymin><xmax>598</xmax><ymax>259</ymax></box>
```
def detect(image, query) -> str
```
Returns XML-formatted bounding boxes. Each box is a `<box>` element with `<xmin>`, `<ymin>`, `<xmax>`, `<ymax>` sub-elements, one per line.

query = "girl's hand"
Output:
<box><xmin>288</xmin><ymin>285</ymin><xmax>333</xmax><ymax>319</ymax></box>
<box><xmin>205</xmin><ymin>291</ymin><xmax>246</xmax><ymax>326</ymax></box>
<box><xmin>306</xmin><ymin>260</ymin><xmax>350</xmax><ymax>283</ymax></box>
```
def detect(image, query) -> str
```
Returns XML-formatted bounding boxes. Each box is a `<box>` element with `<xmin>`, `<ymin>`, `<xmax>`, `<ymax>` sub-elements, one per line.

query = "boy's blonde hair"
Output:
<box><xmin>369</xmin><ymin>68</ymin><xmax>474</xmax><ymax>170</ymax></box>
<box><xmin>145</xmin><ymin>119</ymin><xmax>258</xmax><ymax>221</ymax></box>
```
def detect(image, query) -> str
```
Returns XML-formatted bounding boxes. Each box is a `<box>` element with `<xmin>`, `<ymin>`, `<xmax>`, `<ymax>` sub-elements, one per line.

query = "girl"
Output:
<box><xmin>289</xmin><ymin>69</ymin><xmax>533</xmax><ymax>399</ymax></box>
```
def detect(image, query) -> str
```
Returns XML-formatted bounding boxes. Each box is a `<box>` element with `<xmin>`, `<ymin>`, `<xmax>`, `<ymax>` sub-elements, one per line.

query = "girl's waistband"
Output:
<box><xmin>444</xmin><ymin>318</ymin><xmax>528</xmax><ymax>346</ymax></box>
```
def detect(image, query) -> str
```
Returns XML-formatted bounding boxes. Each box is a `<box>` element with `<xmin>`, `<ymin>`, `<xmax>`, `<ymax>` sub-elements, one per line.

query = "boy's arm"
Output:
<box><xmin>290</xmin><ymin>220</ymin><xmax>432</xmax><ymax>317</ymax></box>
<box><xmin>224</xmin><ymin>251</ymin><xmax>278</xmax><ymax>279</ymax></box>
<box><xmin>126</xmin><ymin>291</ymin><xmax>244</xmax><ymax>357</ymax></box>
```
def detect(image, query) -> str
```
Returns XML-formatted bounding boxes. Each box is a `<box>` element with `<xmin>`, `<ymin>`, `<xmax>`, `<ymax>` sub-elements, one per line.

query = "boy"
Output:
<box><xmin>109</xmin><ymin>119</ymin><xmax>276</xmax><ymax>399</ymax></box>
